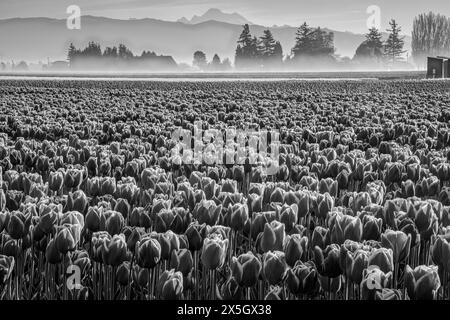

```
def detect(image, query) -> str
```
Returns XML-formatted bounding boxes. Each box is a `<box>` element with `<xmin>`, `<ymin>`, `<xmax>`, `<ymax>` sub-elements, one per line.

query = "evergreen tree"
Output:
<box><xmin>211</xmin><ymin>54</ymin><xmax>221</xmax><ymax>66</ymax></box>
<box><xmin>103</xmin><ymin>46</ymin><xmax>118</xmax><ymax>58</ymax></box>
<box><xmin>259</xmin><ymin>30</ymin><xmax>277</xmax><ymax>58</ymax></box>
<box><xmin>292</xmin><ymin>22</ymin><xmax>314</xmax><ymax>57</ymax></box>
<box><xmin>67</xmin><ymin>43</ymin><xmax>77</xmax><ymax>62</ymax></box>
<box><xmin>384</xmin><ymin>19</ymin><xmax>406</xmax><ymax>64</ymax></box>
<box><xmin>353</xmin><ymin>27</ymin><xmax>384</xmax><ymax>62</ymax></box>
<box><xmin>235</xmin><ymin>24</ymin><xmax>259</xmax><ymax>68</ymax></box>
<box><xmin>118</xmin><ymin>44</ymin><xmax>133</xmax><ymax>59</ymax></box>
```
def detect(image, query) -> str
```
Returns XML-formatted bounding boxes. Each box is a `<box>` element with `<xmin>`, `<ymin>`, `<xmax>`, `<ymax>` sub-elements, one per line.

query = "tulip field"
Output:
<box><xmin>1</xmin><ymin>78</ymin><xmax>450</xmax><ymax>301</ymax></box>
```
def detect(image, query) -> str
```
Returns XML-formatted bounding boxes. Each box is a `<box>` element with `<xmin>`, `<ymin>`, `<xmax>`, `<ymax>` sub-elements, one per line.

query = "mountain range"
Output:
<box><xmin>178</xmin><ymin>8</ymin><xmax>253</xmax><ymax>25</ymax></box>
<box><xmin>0</xmin><ymin>9</ymin><xmax>412</xmax><ymax>64</ymax></box>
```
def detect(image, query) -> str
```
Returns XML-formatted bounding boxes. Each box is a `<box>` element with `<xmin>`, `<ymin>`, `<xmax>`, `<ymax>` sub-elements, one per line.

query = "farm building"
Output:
<box><xmin>427</xmin><ymin>56</ymin><xmax>450</xmax><ymax>78</ymax></box>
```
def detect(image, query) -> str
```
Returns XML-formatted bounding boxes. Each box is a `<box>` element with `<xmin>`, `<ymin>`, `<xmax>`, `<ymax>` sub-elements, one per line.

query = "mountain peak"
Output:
<box><xmin>177</xmin><ymin>8</ymin><xmax>253</xmax><ymax>25</ymax></box>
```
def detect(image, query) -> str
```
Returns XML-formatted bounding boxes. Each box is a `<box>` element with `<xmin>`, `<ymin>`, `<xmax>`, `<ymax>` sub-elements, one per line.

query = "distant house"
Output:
<box><xmin>427</xmin><ymin>56</ymin><xmax>449</xmax><ymax>79</ymax></box>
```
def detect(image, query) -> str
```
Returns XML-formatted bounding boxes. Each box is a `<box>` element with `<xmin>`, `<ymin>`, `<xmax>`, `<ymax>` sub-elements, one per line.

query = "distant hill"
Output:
<box><xmin>178</xmin><ymin>8</ymin><xmax>253</xmax><ymax>25</ymax></box>
<box><xmin>0</xmin><ymin>14</ymin><xmax>412</xmax><ymax>64</ymax></box>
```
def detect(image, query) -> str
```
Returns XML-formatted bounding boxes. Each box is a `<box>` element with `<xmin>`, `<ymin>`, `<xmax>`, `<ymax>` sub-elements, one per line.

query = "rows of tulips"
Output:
<box><xmin>0</xmin><ymin>79</ymin><xmax>450</xmax><ymax>300</ymax></box>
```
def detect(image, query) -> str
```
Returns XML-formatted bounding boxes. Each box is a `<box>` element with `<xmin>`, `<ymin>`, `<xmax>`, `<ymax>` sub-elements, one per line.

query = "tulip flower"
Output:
<box><xmin>361</xmin><ymin>215</ymin><xmax>382</xmax><ymax>241</ymax></box>
<box><xmin>201</xmin><ymin>235</ymin><xmax>228</xmax><ymax>270</ymax></box>
<box><xmin>116</xmin><ymin>261</ymin><xmax>131</xmax><ymax>286</ymax></box>
<box><xmin>185</xmin><ymin>223</ymin><xmax>207</xmax><ymax>252</ymax></box>
<box><xmin>231</xmin><ymin>252</ymin><xmax>262</xmax><ymax>288</ymax></box>
<box><xmin>137</xmin><ymin>237</ymin><xmax>161</xmax><ymax>269</ymax></box>
<box><xmin>381</xmin><ymin>230</ymin><xmax>411</xmax><ymax>264</ymax></box>
<box><xmin>311</xmin><ymin>226</ymin><xmax>330</xmax><ymax>250</ymax></box>
<box><xmin>114</xmin><ymin>198</ymin><xmax>130</xmax><ymax>220</ymax></box>
<box><xmin>286</xmin><ymin>260</ymin><xmax>318</xmax><ymax>296</ymax></box>
<box><xmin>102</xmin><ymin>234</ymin><xmax>128</xmax><ymax>266</ymax></box>
<box><xmin>313</xmin><ymin>244</ymin><xmax>342</xmax><ymax>278</ymax></box>
<box><xmin>228</xmin><ymin>203</ymin><xmax>249</xmax><ymax>232</ymax></box>
<box><xmin>64</xmin><ymin>168</ymin><xmax>83</xmax><ymax>190</ymax></box>
<box><xmin>170</xmin><ymin>248</ymin><xmax>193</xmax><ymax>277</ymax></box>
<box><xmin>404</xmin><ymin>265</ymin><xmax>440</xmax><ymax>300</ymax></box>
<box><xmin>317</xmin><ymin>193</ymin><xmax>334</xmax><ymax>220</ymax></box>
<box><xmin>331</xmin><ymin>214</ymin><xmax>362</xmax><ymax>245</ymax></box>
<box><xmin>431</xmin><ymin>236</ymin><xmax>450</xmax><ymax>273</ymax></box>
<box><xmin>345</xmin><ymin>249</ymin><xmax>369</xmax><ymax>285</ymax></box>
<box><xmin>284</xmin><ymin>234</ymin><xmax>308</xmax><ymax>267</ymax></box>
<box><xmin>85</xmin><ymin>206</ymin><xmax>103</xmax><ymax>232</ymax></box>
<box><xmin>262</xmin><ymin>251</ymin><xmax>287</xmax><ymax>285</ymax></box>
<box><xmin>319</xmin><ymin>178</ymin><xmax>338</xmax><ymax>198</ymax></box>
<box><xmin>48</xmin><ymin>171</ymin><xmax>64</xmax><ymax>193</ymax></box>
<box><xmin>368</xmin><ymin>248</ymin><xmax>394</xmax><ymax>274</ymax></box>
<box><xmin>157</xmin><ymin>269</ymin><xmax>184</xmax><ymax>300</ymax></box>
<box><xmin>105</xmin><ymin>210</ymin><xmax>125</xmax><ymax>236</ymax></box>
<box><xmin>193</xmin><ymin>200</ymin><xmax>221</xmax><ymax>227</ymax></box>
<box><xmin>277</xmin><ymin>203</ymin><xmax>298</xmax><ymax>232</ymax></box>
<box><xmin>258</xmin><ymin>220</ymin><xmax>285</xmax><ymax>253</ymax></box>
<box><xmin>55</xmin><ymin>226</ymin><xmax>78</xmax><ymax>254</ymax></box>
<box><xmin>7</xmin><ymin>211</ymin><xmax>30</xmax><ymax>240</ymax></box>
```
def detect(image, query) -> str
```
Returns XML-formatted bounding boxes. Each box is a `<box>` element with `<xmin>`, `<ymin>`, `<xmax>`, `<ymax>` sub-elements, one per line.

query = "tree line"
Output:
<box><xmin>193</xmin><ymin>20</ymin><xmax>408</xmax><ymax>71</ymax></box>
<box><xmin>67</xmin><ymin>42</ymin><xmax>177</xmax><ymax>70</ymax></box>
<box><xmin>412</xmin><ymin>12</ymin><xmax>450</xmax><ymax>68</ymax></box>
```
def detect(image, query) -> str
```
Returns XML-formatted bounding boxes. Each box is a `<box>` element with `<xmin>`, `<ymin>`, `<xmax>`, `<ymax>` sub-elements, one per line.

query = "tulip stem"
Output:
<box><xmin>194</xmin><ymin>251</ymin><xmax>199</xmax><ymax>300</ymax></box>
<box><xmin>148</xmin><ymin>268</ymin><xmax>155</xmax><ymax>300</ymax></box>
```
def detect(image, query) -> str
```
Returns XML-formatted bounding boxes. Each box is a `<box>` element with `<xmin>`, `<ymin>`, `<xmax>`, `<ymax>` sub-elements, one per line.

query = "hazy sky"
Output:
<box><xmin>1</xmin><ymin>0</ymin><xmax>449</xmax><ymax>34</ymax></box>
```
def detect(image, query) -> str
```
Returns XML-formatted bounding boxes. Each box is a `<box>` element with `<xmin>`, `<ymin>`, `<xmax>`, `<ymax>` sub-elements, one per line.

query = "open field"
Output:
<box><xmin>0</xmin><ymin>79</ymin><xmax>450</xmax><ymax>300</ymax></box>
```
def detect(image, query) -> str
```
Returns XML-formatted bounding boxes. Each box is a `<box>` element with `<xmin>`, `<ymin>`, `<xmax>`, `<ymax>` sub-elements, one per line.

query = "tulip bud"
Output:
<box><xmin>157</xmin><ymin>269</ymin><xmax>184</xmax><ymax>300</ymax></box>
<box><xmin>85</xmin><ymin>207</ymin><xmax>102</xmax><ymax>232</ymax></box>
<box><xmin>48</xmin><ymin>171</ymin><xmax>64</xmax><ymax>193</ymax></box>
<box><xmin>313</xmin><ymin>244</ymin><xmax>341</xmax><ymax>278</ymax></box>
<box><xmin>102</xmin><ymin>234</ymin><xmax>128</xmax><ymax>266</ymax></box>
<box><xmin>278</xmin><ymin>204</ymin><xmax>298</xmax><ymax>232</ymax></box>
<box><xmin>286</xmin><ymin>260</ymin><xmax>318</xmax><ymax>296</ymax></box>
<box><xmin>55</xmin><ymin>226</ymin><xmax>77</xmax><ymax>254</ymax></box>
<box><xmin>262</xmin><ymin>251</ymin><xmax>287</xmax><ymax>285</ymax></box>
<box><xmin>232</xmin><ymin>252</ymin><xmax>262</xmax><ymax>288</ymax></box>
<box><xmin>405</xmin><ymin>265</ymin><xmax>440</xmax><ymax>300</ymax></box>
<box><xmin>381</xmin><ymin>230</ymin><xmax>411</xmax><ymax>264</ymax></box>
<box><xmin>193</xmin><ymin>200</ymin><xmax>221</xmax><ymax>227</ymax></box>
<box><xmin>7</xmin><ymin>211</ymin><xmax>29</xmax><ymax>240</ymax></box>
<box><xmin>137</xmin><ymin>237</ymin><xmax>161</xmax><ymax>269</ymax></box>
<box><xmin>170</xmin><ymin>249</ymin><xmax>193</xmax><ymax>277</ymax></box>
<box><xmin>185</xmin><ymin>223</ymin><xmax>207</xmax><ymax>252</ymax></box>
<box><xmin>105</xmin><ymin>211</ymin><xmax>124</xmax><ymax>236</ymax></box>
<box><xmin>284</xmin><ymin>234</ymin><xmax>308</xmax><ymax>267</ymax></box>
<box><xmin>259</xmin><ymin>220</ymin><xmax>285</xmax><ymax>253</ymax></box>
<box><xmin>311</xmin><ymin>226</ymin><xmax>330</xmax><ymax>250</ymax></box>
<box><xmin>116</xmin><ymin>261</ymin><xmax>131</xmax><ymax>286</ymax></box>
<box><xmin>228</xmin><ymin>203</ymin><xmax>249</xmax><ymax>232</ymax></box>
<box><xmin>201</xmin><ymin>236</ymin><xmax>228</xmax><ymax>270</ymax></box>
<box><xmin>368</xmin><ymin>248</ymin><xmax>394</xmax><ymax>274</ymax></box>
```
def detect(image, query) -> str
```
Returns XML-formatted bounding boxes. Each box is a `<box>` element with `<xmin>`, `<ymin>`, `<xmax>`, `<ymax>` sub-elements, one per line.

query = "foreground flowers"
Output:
<box><xmin>0</xmin><ymin>79</ymin><xmax>449</xmax><ymax>300</ymax></box>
